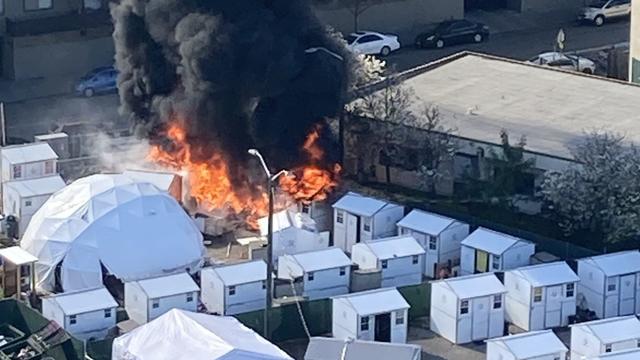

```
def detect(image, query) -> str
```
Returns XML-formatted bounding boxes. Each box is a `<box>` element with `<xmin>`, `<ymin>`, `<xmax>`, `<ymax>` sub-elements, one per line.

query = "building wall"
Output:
<box><xmin>147</xmin><ymin>291</ymin><xmax>198</xmax><ymax>322</ymax></box>
<box><xmin>370</xmin><ymin>206</ymin><xmax>404</xmax><ymax>240</ymax></box>
<box><xmin>577</xmin><ymin>261</ymin><xmax>606</xmax><ymax>318</ymax></box>
<box><xmin>0</xmin><ymin>0</ymin><xmax>82</xmax><ymax>30</ymax></box>
<box><xmin>380</xmin><ymin>254</ymin><xmax>424</xmax><ymax>288</ymax></box>
<box><xmin>456</xmin><ymin>294</ymin><xmax>505</xmax><ymax>344</ymax></box>
<box><xmin>1</xmin><ymin>157</ymin><xmax>57</xmax><ymax>182</ymax></box>
<box><xmin>438</xmin><ymin>222</ymin><xmax>469</xmax><ymax>270</ymax></box>
<box><xmin>429</xmin><ymin>282</ymin><xmax>458</xmax><ymax>343</ymax></box>
<box><xmin>570</xmin><ymin>326</ymin><xmax>602</xmax><ymax>360</ymax></box>
<box><xmin>200</xmin><ymin>269</ymin><xmax>225</xmax><ymax>315</ymax></box>
<box><xmin>351</xmin><ymin>244</ymin><xmax>379</xmax><ymax>270</ymax></box>
<box><xmin>224</xmin><ymin>281</ymin><xmax>266</xmax><ymax>315</ymax></box>
<box><xmin>486</xmin><ymin>342</ymin><xmax>517</xmax><ymax>360</ymax></box>
<box><xmin>63</xmin><ymin>308</ymin><xmax>115</xmax><ymax>340</ymax></box>
<box><xmin>515</xmin><ymin>0</ymin><xmax>584</xmax><ymax>13</ymax></box>
<box><xmin>332</xmin><ymin>297</ymin><xmax>358</xmax><ymax>340</ymax></box>
<box><xmin>504</xmin><ymin>272</ymin><xmax>533</xmax><ymax>330</ymax></box>
<box><xmin>629</xmin><ymin>0</ymin><xmax>640</xmax><ymax>83</ymax></box>
<box><xmin>303</xmin><ymin>266</ymin><xmax>350</xmax><ymax>300</ymax></box>
<box><xmin>460</xmin><ymin>245</ymin><xmax>476</xmax><ymax>275</ymax></box>
<box><xmin>124</xmin><ymin>282</ymin><xmax>148</xmax><ymax>326</ymax></box>
<box><xmin>502</xmin><ymin>243</ymin><xmax>535</xmax><ymax>271</ymax></box>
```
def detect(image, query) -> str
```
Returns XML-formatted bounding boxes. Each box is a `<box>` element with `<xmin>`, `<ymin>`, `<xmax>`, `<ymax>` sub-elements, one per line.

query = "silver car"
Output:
<box><xmin>579</xmin><ymin>0</ymin><xmax>631</xmax><ymax>26</ymax></box>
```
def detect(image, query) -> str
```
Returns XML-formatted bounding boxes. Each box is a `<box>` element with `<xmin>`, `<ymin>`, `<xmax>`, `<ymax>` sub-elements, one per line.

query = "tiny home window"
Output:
<box><xmin>363</xmin><ymin>218</ymin><xmax>371</xmax><ymax>232</ymax></box>
<box><xmin>69</xmin><ymin>315</ymin><xmax>77</xmax><ymax>325</ymax></box>
<box><xmin>152</xmin><ymin>299</ymin><xmax>160</xmax><ymax>308</ymax></box>
<box><xmin>412</xmin><ymin>255</ymin><xmax>419</xmax><ymax>264</ymax></box>
<box><xmin>262</xmin><ymin>280</ymin><xmax>266</xmax><ymax>289</ymax></box>
<box><xmin>395</xmin><ymin>310</ymin><xmax>404</xmax><ymax>325</ymax></box>
<box><xmin>607</xmin><ymin>278</ymin><xmax>617</xmax><ymax>292</ymax></box>
<box><xmin>605</xmin><ymin>344</ymin><xmax>612</xmax><ymax>352</ymax></box>
<box><xmin>566</xmin><ymin>283</ymin><xmax>575</xmax><ymax>297</ymax></box>
<box><xmin>186</xmin><ymin>293</ymin><xmax>194</xmax><ymax>302</ymax></box>
<box><xmin>428</xmin><ymin>236</ymin><xmax>437</xmax><ymax>250</ymax></box>
<box><xmin>533</xmin><ymin>287</ymin><xmax>543</xmax><ymax>302</ymax></box>
<box><xmin>360</xmin><ymin>316</ymin><xmax>369</xmax><ymax>331</ymax></box>
<box><xmin>637</xmin><ymin>339</ymin><xmax>640</xmax><ymax>348</ymax></box>
<box><xmin>381</xmin><ymin>260</ymin><xmax>388</xmax><ymax>269</ymax></box>
<box><xmin>229</xmin><ymin>286</ymin><xmax>236</xmax><ymax>295</ymax></box>
<box><xmin>301</xmin><ymin>204</ymin><xmax>310</xmax><ymax>214</ymax></box>
<box><xmin>44</xmin><ymin>160</ymin><xmax>54</xmax><ymax>174</ymax></box>
<box><xmin>104</xmin><ymin>309</ymin><xmax>111</xmax><ymax>318</ymax></box>
<box><xmin>308</xmin><ymin>272</ymin><xmax>315</xmax><ymax>281</ymax></box>
<box><xmin>460</xmin><ymin>300</ymin><xmax>469</xmax><ymax>315</ymax></box>
<box><xmin>339</xmin><ymin>267</ymin><xmax>346</xmax><ymax>276</ymax></box>
<box><xmin>492</xmin><ymin>255</ymin><xmax>500</xmax><ymax>270</ymax></box>
<box><xmin>25</xmin><ymin>200</ymin><xmax>32</xmax><ymax>207</ymax></box>
<box><xmin>13</xmin><ymin>165</ymin><xmax>22</xmax><ymax>179</ymax></box>
<box><xmin>336</xmin><ymin>211</ymin><xmax>344</xmax><ymax>224</ymax></box>
<box><xmin>493</xmin><ymin>295</ymin><xmax>502</xmax><ymax>309</ymax></box>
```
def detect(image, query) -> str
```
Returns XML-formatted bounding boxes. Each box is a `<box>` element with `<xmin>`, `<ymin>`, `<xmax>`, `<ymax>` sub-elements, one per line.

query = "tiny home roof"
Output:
<box><xmin>579</xmin><ymin>250</ymin><xmax>640</xmax><ymax>276</ymax></box>
<box><xmin>258</xmin><ymin>209</ymin><xmax>316</xmax><ymax>235</ymax></box>
<box><xmin>4</xmin><ymin>175</ymin><xmax>66</xmax><ymax>197</ymax></box>
<box><xmin>46</xmin><ymin>287</ymin><xmax>117</xmax><ymax>315</ymax></box>
<box><xmin>1</xmin><ymin>143</ymin><xmax>58</xmax><ymax>164</ymax></box>
<box><xmin>509</xmin><ymin>261</ymin><xmax>579</xmax><ymax>287</ymax></box>
<box><xmin>396</xmin><ymin>209</ymin><xmax>457</xmax><ymax>235</ymax></box>
<box><xmin>332</xmin><ymin>192</ymin><xmax>397</xmax><ymax>217</ymax></box>
<box><xmin>205</xmin><ymin>260</ymin><xmax>266</xmax><ymax>286</ymax></box>
<box><xmin>333</xmin><ymin>288</ymin><xmax>409</xmax><ymax>316</ymax></box>
<box><xmin>434</xmin><ymin>273</ymin><xmax>506</xmax><ymax>299</ymax></box>
<box><xmin>34</xmin><ymin>132</ymin><xmax>69</xmax><ymax>140</ymax></box>
<box><xmin>570</xmin><ymin>316</ymin><xmax>640</xmax><ymax>344</ymax></box>
<box><xmin>134</xmin><ymin>272</ymin><xmax>199</xmax><ymax>298</ymax></box>
<box><xmin>0</xmin><ymin>246</ymin><xmax>38</xmax><ymax>265</ymax></box>
<box><xmin>461</xmin><ymin>227</ymin><xmax>531</xmax><ymax>255</ymax></box>
<box><xmin>123</xmin><ymin>169</ymin><xmax>179</xmax><ymax>192</ymax></box>
<box><xmin>592</xmin><ymin>348</ymin><xmax>640</xmax><ymax>359</ymax></box>
<box><xmin>288</xmin><ymin>248</ymin><xmax>351</xmax><ymax>272</ymax></box>
<box><xmin>357</xmin><ymin>235</ymin><xmax>425</xmax><ymax>259</ymax></box>
<box><xmin>486</xmin><ymin>330</ymin><xmax>567</xmax><ymax>358</ymax></box>
<box><xmin>305</xmin><ymin>337</ymin><xmax>421</xmax><ymax>360</ymax></box>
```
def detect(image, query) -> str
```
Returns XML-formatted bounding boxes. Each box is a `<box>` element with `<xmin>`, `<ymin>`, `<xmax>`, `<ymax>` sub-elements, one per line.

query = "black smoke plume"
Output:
<box><xmin>111</xmin><ymin>0</ymin><xmax>349</xmax><ymax>184</ymax></box>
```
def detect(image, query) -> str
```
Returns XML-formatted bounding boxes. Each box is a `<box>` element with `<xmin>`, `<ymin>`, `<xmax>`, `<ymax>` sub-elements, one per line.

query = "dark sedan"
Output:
<box><xmin>415</xmin><ymin>20</ymin><xmax>490</xmax><ymax>49</ymax></box>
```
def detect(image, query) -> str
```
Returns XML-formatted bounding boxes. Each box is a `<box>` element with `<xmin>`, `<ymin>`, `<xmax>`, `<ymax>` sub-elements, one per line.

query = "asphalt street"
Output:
<box><xmin>3</xmin><ymin>19</ymin><xmax>630</xmax><ymax>142</ymax></box>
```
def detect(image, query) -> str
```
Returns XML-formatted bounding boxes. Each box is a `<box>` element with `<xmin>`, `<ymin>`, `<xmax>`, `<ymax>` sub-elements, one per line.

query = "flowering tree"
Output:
<box><xmin>540</xmin><ymin>132</ymin><xmax>640</xmax><ymax>244</ymax></box>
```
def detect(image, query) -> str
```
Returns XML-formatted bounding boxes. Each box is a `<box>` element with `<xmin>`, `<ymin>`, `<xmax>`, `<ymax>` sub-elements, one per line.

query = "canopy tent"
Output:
<box><xmin>21</xmin><ymin>174</ymin><xmax>205</xmax><ymax>292</ymax></box>
<box><xmin>112</xmin><ymin>309</ymin><xmax>293</xmax><ymax>360</ymax></box>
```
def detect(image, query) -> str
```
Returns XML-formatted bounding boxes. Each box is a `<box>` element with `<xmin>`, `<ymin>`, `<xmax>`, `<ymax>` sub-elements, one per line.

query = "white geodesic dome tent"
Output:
<box><xmin>21</xmin><ymin>174</ymin><xmax>205</xmax><ymax>292</ymax></box>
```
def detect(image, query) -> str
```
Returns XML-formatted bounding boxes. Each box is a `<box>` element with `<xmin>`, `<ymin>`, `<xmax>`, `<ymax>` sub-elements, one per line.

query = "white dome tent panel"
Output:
<box><xmin>21</xmin><ymin>174</ymin><xmax>205</xmax><ymax>292</ymax></box>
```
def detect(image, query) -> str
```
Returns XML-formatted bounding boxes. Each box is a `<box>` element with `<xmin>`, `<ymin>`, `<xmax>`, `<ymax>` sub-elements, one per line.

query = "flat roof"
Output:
<box><xmin>593</xmin><ymin>348</ymin><xmax>640</xmax><ymax>359</ymax></box>
<box><xmin>48</xmin><ymin>287</ymin><xmax>117</xmax><ymax>315</ymax></box>
<box><xmin>123</xmin><ymin>169</ymin><xmax>178</xmax><ymax>192</ymax></box>
<box><xmin>571</xmin><ymin>316</ymin><xmax>640</xmax><ymax>344</ymax></box>
<box><xmin>332</xmin><ymin>192</ymin><xmax>391</xmax><ymax>217</ymax></box>
<box><xmin>4</xmin><ymin>175</ymin><xmax>66</xmax><ymax>198</ymax></box>
<box><xmin>435</xmin><ymin>273</ymin><xmax>506</xmax><ymax>299</ymax></box>
<box><xmin>333</xmin><ymin>288</ymin><xmax>410</xmax><ymax>316</ymax></box>
<box><xmin>205</xmin><ymin>260</ymin><xmax>266</xmax><ymax>286</ymax></box>
<box><xmin>305</xmin><ymin>337</ymin><xmax>421</xmax><ymax>360</ymax></box>
<box><xmin>0</xmin><ymin>246</ymin><xmax>38</xmax><ymax>265</ymax></box>
<box><xmin>34</xmin><ymin>132</ymin><xmax>69</xmax><ymax>140</ymax></box>
<box><xmin>580</xmin><ymin>251</ymin><xmax>640</xmax><ymax>276</ymax></box>
<box><xmin>510</xmin><ymin>261</ymin><xmax>579</xmax><ymax>287</ymax></box>
<box><xmin>462</xmin><ymin>227</ymin><xmax>530</xmax><ymax>255</ymax></box>
<box><xmin>396</xmin><ymin>209</ymin><xmax>457</xmax><ymax>235</ymax></box>
<box><xmin>357</xmin><ymin>235</ymin><xmax>425</xmax><ymax>260</ymax></box>
<box><xmin>487</xmin><ymin>330</ymin><xmax>567</xmax><ymax>358</ymax></box>
<box><xmin>1</xmin><ymin>142</ymin><xmax>58</xmax><ymax>164</ymax></box>
<box><xmin>134</xmin><ymin>272</ymin><xmax>199</xmax><ymax>299</ymax></box>
<box><xmin>289</xmin><ymin>248</ymin><xmax>352</xmax><ymax>272</ymax></box>
<box><xmin>374</xmin><ymin>52</ymin><xmax>640</xmax><ymax>160</ymax></box>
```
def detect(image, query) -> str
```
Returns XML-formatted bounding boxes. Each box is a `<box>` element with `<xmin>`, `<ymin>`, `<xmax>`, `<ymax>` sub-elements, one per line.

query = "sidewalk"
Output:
<box><xmin>0</xmin><ymin>75</ymin><xmax>76</xmax><ymax>103</ymax></box>
<box><xmin>465</xmin><ymin>9</ymin><xmax>578</xmax><ymax>34</ymax></box>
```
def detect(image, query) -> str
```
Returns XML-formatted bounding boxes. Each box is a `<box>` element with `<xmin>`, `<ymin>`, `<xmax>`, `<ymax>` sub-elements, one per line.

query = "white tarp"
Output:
<box><xmin>112</xmin><ymin>309</ymin><xmax>293</xmax><ymax>360</ymax></box>
<box><xmin>21</xmin><ymin>174</ymin><xmax>205</xmax><ymax>292</ymax></box>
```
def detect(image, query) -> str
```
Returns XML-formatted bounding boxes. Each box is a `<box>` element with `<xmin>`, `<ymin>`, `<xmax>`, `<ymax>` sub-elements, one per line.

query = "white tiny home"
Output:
<box><xmin>277</xmin><ymin>248</ymin><xmax>352</xmax><ymax>300</ymax></box>
<box><xmin>123</xmin><ymin>169</ymin><xmax>182</xmax><ymax>203</ymax></box>
<box><xmin>396</xmin><ymin>209</ymin><xmax>469</xmax><ymax>278</ymax></box>
<box><xmin>351</xmin><ymin>235</ymin><xmax>425</xmax><ymax>288</ymax></box>
<box><xmin>591</xmin><ymin>348</ymin><xmax>640</xmax><ymax>360</ymax></box>
<box><xmin>2</xmin><ymin>175</ymin><xmax>65</xmax><ymax>236</ymax></box>
<box><xmin>577</xmin><ymin>250</ymin><xmax>640</xmax><ymax>319</ymax></box>
<box><xmin>41</xmin><ymin>287</ymin><xmax>118</xmax><ymax>340</ymax></box>
<box><xmin>486</xmin><ymin>330</ymin><xmax>568</xmax><ymax>360</ymax></box>
<box><xmin>570</xmin><ymin>315</ymin><xmax>640</xmax><ymax>360</ymax></box>
<box><xmin>0</xmin><ymin>246</ymin><xmax>37</xmax><ymax>300</ymax></box>
<box><xmin>332</xmin><ymin>192</ymin><xmax>404</xmax><ymax>253</ymax></box>
<box><xmin>504</xmin><ymin>261</ymin><xmax>579</xmax><ymax>331</ymax></box>
<box><xmin>332</xmin><ymin>287</ymin><xmax>410</xmax><ymax>344</ymax></box>
<box><xmin>460</xmin><ymin>228</ymin><xmax>535</xmax><ymax>275</ymax></box>
<box><xmin>304</xmin><ymin>337</ymin><xmax>422</xmax><ymax>360</ymax></box>
<box><xmin>201</xmin><ymin>260</ymin><xmax>266</xmax><ymax>315</ymax></box>
<box><xmin>430</xmin><ymin>273</ymin><xmax>506</xmax><ymax>344</ymax></box>
<box><xmin>124</xmin><ymin>272</ymin><xmax>199</xmax><ymax>325</ymax></box>
<box><xmin>0</xmin><ymin>142</ymin><xmax>58</xmax><ymax>183</ymax></box>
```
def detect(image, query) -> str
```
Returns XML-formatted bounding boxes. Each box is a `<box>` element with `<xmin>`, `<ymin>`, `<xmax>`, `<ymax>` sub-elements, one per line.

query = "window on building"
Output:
<box><xmin>308</xmin><ymin>272</ymin><xmax>314</xmax><ymax>281</ymax></box>
<box><xmin>24</xmin><ymin>0</ymin><xmax>53</xmax><ymax>11</ymax></box>
<box><xmin>104</xmin><ymin>309</ymin><xmax>111</xmax><ymax>318</ymax></box>
<box><xmin>152</xmin><ymin>299</ymin><xmax>159</xmax><ymax>309</ymax></box>
<box><xmin>492</xmin><ymin>255</ymin><xmax>500</xmax><ymax>270</ymax></box>
<box><xmin>460</xmin><ymin>300</ymin><xmax>469</xmax><ymax>315</ymax></box>
<box><xmin>553</xmin><ymin>357</ymin><xmax>560</xmax><ymax>360</ymax></box>
<box><xmin>228</xmin><ymin>286</ymin><xmax>236</xmax><ymax>296</ymax></box>
<box><xmin>44</xmin><ymin>160</ymin><xmax>54</xmax><ymax>174</ymax></box>
<box><xmin>607</xmin><ymin>278</ymin><xmax>617</xmax><ymax>292</ymax></box>
<box><xmin>13</xmin><ymin>165</ymin><xmax>22</xmax><ymax>179</ymax></box>
<box><xmin>25</xmin><ymin>200</ymin><xmax>32</xmax><ymax>207</ymax></box>
<box><xmin>381</xmin><ymin>260</ymin><xmax>388</xmax><ymax>269</ymax></box>
<box><xmin>566</xmin><ymin>283</ymin><xmax>575</xmax><ymax>297</ymax></box>
<box><xmin>605</xmin><ymin>344</ymin><xmax>612</xmax><ymax>353</ymax></box>
<box><xmin>400</xmin><ymin>227</ymin><xmax>408</xmax><ymax>235</ymax></box>
<box><xmin>637</xmin><ymin>339</ymin><xmax>640</xmax><ymax>348</ymax></box>
<box><xmin>533</xmin><ymin>287</ymin><xmax>543</xmax><ymax>302</ymax></box>
<box><xmin>412</xmin><ymin>255</ymin><xmax>419</xmax><ymax>264</ymax></box>
<box><xmin>339</xmin><ymin>267</ymin><xmax>346</xmax><ymax>276</ymax></box>
<box><xmin>336</xmin><ymin>210</ymin><xmax>344</xmax><ymax>224</ymax></box>
<box><xmin>360</xmin><ymin>316</ymin><xmax>369</xmax><ymax>331</ymax></box>
<box><xmin>262</xmin><ymin>280</ymin><xmax>266</xmax><ymax>289</ymax></box>
<box><xmin>363</xmin><ymin>218</ymin><xmax>371</xmax><ymax>232</ymax></box>
<box><xmin>301</xmin><ymin>204</ymin><xmax>310</xmax><ymax>214</ymax></box>
<box><xmin>0</xmin><ymin>0</ymin><xmax>4</xmax><ymax>15</ymax></box>
<box><xmin>186</xmin><ymin>293</ymin><xmax>194</xmax><ymax>302</ymax></box>
<box><xmin>493</xmin><ymin>295</ymin><xmax>502</xmax><ymax>309</ymax></box>
<box><xmin>395</xmin><ymin>310</ymin><xmax>404</xmax><ymax>325</ymax></box>
<box><xmin>429</xmin><ymin>236</ymin><xmax>437</xmax><ymax>250</ymax></box>
<box><xmin>69</xmin><ymin>315</ymin><xmax>77</xmax><ymax>325</ymax></box>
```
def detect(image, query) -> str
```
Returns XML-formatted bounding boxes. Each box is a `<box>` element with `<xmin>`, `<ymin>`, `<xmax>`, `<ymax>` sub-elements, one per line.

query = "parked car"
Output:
<box><xmin>415</xmin><ymin>19</ymin><xmax>490</xmax><ymax>49</ymax></box>
<box><xmin>345</xmin><ymin>31</ymin><xmax>401</xmax><ymax>56</ymax></box>
<box><xmin>527</xmin><ymin>52</ymin><xmax>596</xmax><ymax>74</ymax></box>
<box><xmin>75</xmin><ymin>66</ymin><xmax>118</xmax><ymax>97</ymax></box>
<box><xmin>579</xmin><ymin>0</ymin><xmax>631</xmax><ymax>26</ymax></box>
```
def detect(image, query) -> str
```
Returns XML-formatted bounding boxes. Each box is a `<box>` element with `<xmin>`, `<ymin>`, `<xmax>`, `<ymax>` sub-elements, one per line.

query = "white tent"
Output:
<box><xmin>21</xmin><ymin>174</ymin><xmax>205</xmax><ymax>292</ymax></box>
<box><xmin>111</xmin><ymin>309</ymin><xmax>293</xmax><ymax>360</ymax></box>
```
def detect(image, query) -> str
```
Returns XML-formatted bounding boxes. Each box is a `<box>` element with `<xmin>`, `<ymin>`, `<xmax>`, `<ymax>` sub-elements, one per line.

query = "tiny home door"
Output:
<box><xmin>619</xmin><ymin>273</ymin><xmax>636</xmax><ymax>316</ymax></box>
<box><xmin>374</xmin><ymin>312</ymin><xmax>391</xmax><ymax>342</ymax></box>
<box><xmin>471</xmin><ymin>297</ymin><xmax>490</xmax><ymax>340</ymax></box>
<box><xmin>544</xmin><ymin>285</ymin><xmax>562</xmax><ymax>328</ymax></box>
<box><xmin>475</xmin><ymin>250</ymin><xmax>489</xmax><ymax>273</ymax></box>
<box><xmin>346</xmin><ymin>213</ymin><xmax>360</xmax><ymax>250</ymax></box>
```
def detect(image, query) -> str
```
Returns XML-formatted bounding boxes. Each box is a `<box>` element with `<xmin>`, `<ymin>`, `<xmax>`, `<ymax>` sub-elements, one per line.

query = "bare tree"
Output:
<box><xmin>340</xmin><ymin>0</ymin><xmax>375</xmax><ymax>32</ymax></box>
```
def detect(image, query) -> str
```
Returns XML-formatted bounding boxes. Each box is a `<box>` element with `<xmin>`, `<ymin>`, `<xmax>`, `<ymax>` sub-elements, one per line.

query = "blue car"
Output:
<box><xmin>75</xmin><ymin>66</ymin><xmax>118</xmax><ymax>97</ymax></box>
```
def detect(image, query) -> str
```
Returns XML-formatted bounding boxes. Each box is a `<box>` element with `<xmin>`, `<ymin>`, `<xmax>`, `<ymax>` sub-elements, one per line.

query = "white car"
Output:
<box><xmin>527</xmin><ymin>52</ymin><xmax>596</xmax><ymax>74</ymax></box>
<box><xmin>345</xmin><ymin>31</ymin><xmax>401</xmax><ymax>56</ymax></box>
<box><xmin>579</xmin><ymin>0</ymin><xmax>631</xmax><ymax>26</ymax></box>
